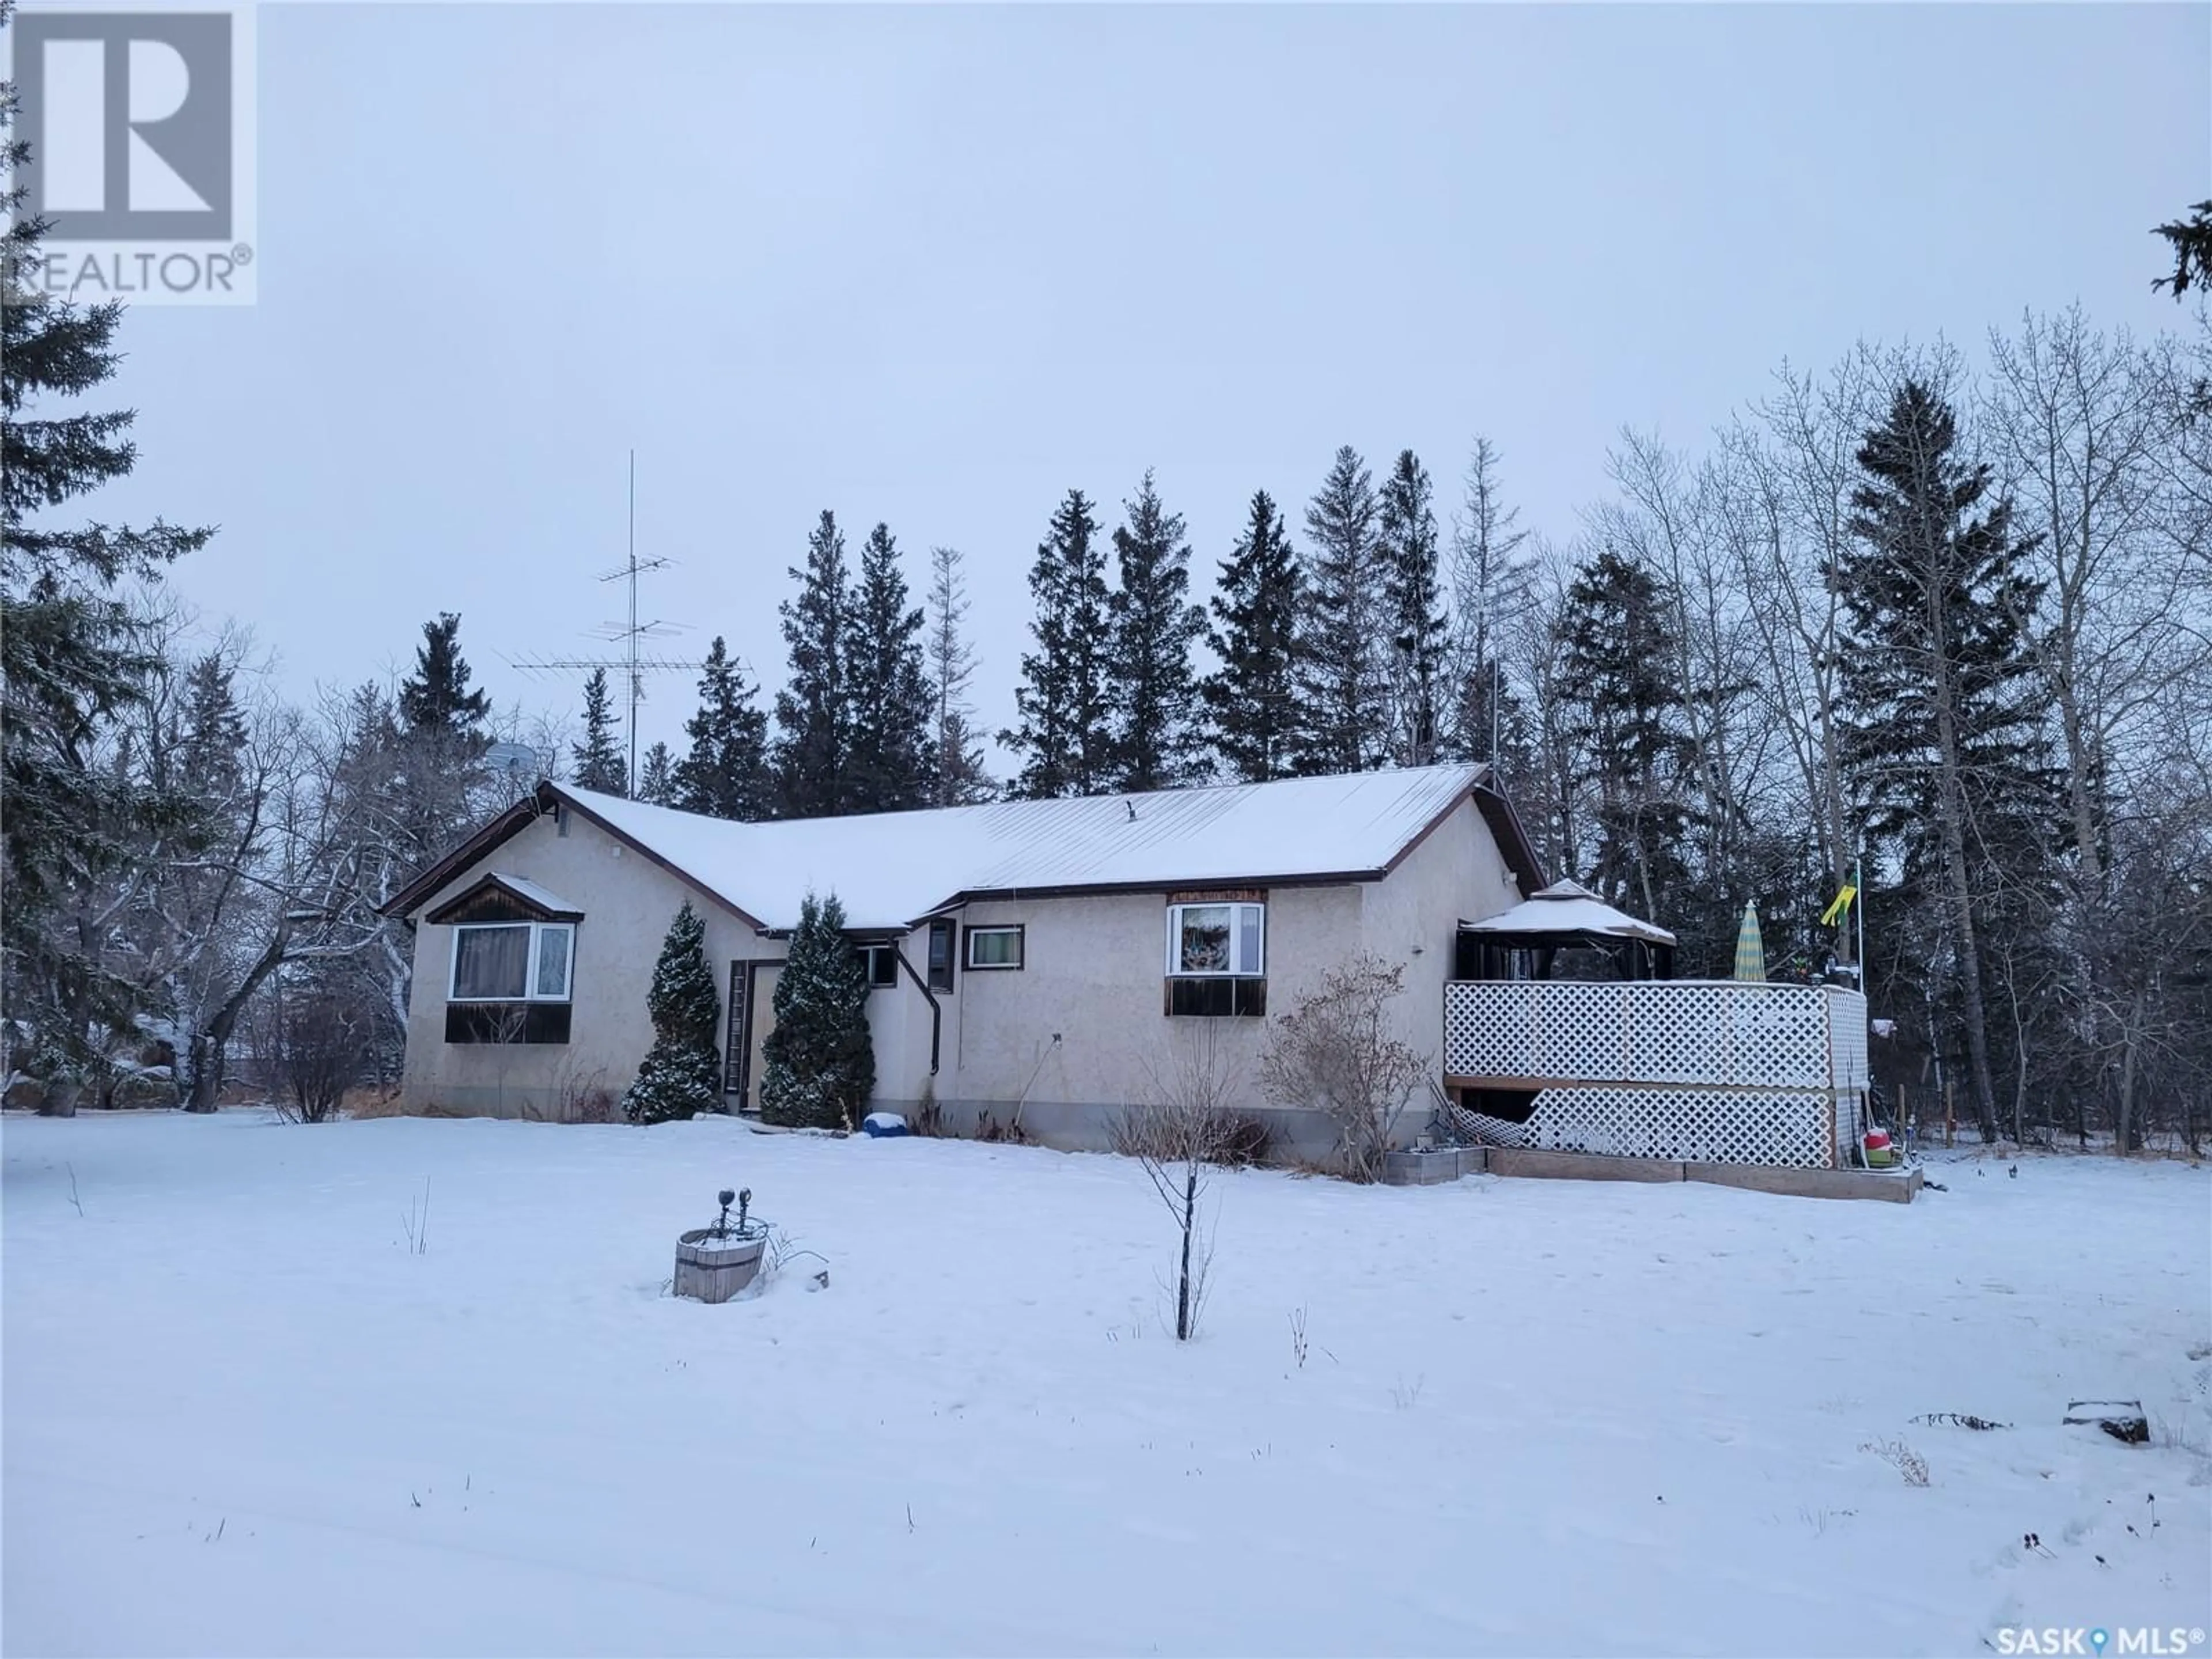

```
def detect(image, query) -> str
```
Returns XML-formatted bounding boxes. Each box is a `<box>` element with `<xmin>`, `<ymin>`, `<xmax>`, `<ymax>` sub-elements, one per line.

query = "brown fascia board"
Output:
<box><xmin>377</xmin><ymin>790</ymin><xmax>548</xmax><ymax>919</ymax></box>
<box><xmin>1471</xmin><ymin>775</ymin><xmax>1547</xmax><ymax>896</ymax></box>
<box><xmin>380</xmin><ymin>781</ymin><xmax>770</xmax><ymax>934</ymax></box>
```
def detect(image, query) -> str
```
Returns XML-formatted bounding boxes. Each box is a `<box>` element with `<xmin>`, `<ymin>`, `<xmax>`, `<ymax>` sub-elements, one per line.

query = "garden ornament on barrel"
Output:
<box><xmin>676</xmin><ymin>1185</ymin><xmax>767</xmax><ymax>1302</ymax></box>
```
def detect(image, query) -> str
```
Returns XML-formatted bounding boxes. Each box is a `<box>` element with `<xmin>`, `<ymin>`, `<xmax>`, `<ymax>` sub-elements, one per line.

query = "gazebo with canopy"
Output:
<box><xmin>1452</xmin><ymin>879</ymin><xmax>1679</xmax><ymax>983</ymax></box>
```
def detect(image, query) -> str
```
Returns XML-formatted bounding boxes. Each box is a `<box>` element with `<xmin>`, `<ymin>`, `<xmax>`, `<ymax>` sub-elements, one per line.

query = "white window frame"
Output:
<box><xmin>448</xmin><ymin>921</ymin><xmax>575</xmax><ymax>1003</ymax></box>
<box><xmin>1165</xmin><ymin>902</ymin><xmax>1265</xmax><ymax>978</ymax></box>
<box><xmin>854</xmin><ymin>943</ymin><xmax>900</xmax><ymax>990</ymax></box>
<box><xmin>965</xmin><ymin>925</ymin><xmax>1024</xmax><ymax>971</ymax></box>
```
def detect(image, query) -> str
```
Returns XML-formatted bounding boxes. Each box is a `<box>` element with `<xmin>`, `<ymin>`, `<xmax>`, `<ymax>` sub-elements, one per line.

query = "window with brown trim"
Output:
<box><xmin>926</xmin><ymin>919</ymin><xmax>956</xmax><ymax>992</ymax></box>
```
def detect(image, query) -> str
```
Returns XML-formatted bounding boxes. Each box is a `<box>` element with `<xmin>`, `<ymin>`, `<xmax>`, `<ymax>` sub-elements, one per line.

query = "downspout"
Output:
<box><xmin>890</xmin><ymin>943</ymin><xmax>942</xmax><ymax>1075</ymax></box>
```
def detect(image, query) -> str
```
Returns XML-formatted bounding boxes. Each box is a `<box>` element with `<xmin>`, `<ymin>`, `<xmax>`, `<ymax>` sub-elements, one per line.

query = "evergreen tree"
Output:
<box><xmin>1002</xmin><ymin>489</ymin><xmax>1114</xmax><ymax>799</ymax></box>
<box><xmin>1556</xmin><ymin>547</ymin><xmax>1694</xmax><ymax>922</ymax></box>
<box><xmin>673</xmin><ymin>637</ymin><xmax>772</xmax><ymax>820</ymax></box>
<box><xmin>1296</xmin><ymin>446</ymin><xmax>1384</xmax><ymax>775</ymax></box>
<box><xmin>925</xmin><ymin>546</ymin><xmax>994</xmax><ymax>805</ymax></box>
<box><xmin>1377</xmin><ymin>449</ymin><xmax>1449</xmax><ymax>767</ymax></box>
<box><xmin>175</xmin><ymin>651</ymin><xmax>249</xmax><ymax>804</ymax></box>
<box><xmin>571</xmin><ymin>667</ymin><xmax>627</xmax><ymax>795</ymax></box>
<box><xmin>391</xmin><ymin>612</ymin><xmax>494</xmax><ymax>878</ymax></box>
<box><xmin>2</xmin><ymin>77</ymin><xmax>211</xmax><ymax>1071</ymax></box>
<box><xmin>1105</xmin><ymin>469</ymin><xmax>1210</xmax><ymax>791</ymax></box>
<box><xmin>774</xmin><ymin>511</ymin><xmax>853</xmax><ymax>817</ymax></box>
<box><xmin>843</xmin><ymin>523</ymin><xmax>934</xmax><ymax>813</ymax></box>
<box><xmin>1835</xmin><ymin>377</ymin><xmax>2054</xmax><ymax>1143</ymax></box>
<box><xmin>622</xmin><ymin>900</ymin><xmax>723</xmax><ymax>1124</ymax></box>
<box><xmin>2153</xmin><ymin>200</ymin><xmax>2212</xmax><ymax>298</ymax></box>
<box><xmin>1203</xmin><ymin>491</ymin><xmax>1305</xmax><ymax>782</ymax></box>
<box><xmin>396</xmin><ymin>613</ymin><xmax>493</xmax><ymax>754</ymax></box>
<box><xmin>637</xmin><ymin>741</ymin><xmax>677</xmax><ymax>806</ymax></box>
<box><xmin>759</xmin><ymin>891</ymin><xmax>874</xmax><ymax>1130</ymax></box>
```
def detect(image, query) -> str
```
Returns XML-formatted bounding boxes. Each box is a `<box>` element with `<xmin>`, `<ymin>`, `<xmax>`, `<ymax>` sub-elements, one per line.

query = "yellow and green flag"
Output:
<box><xmin>1820</xmin><ymin>883</ymin><xmax>1858</xmax><ymax>927</ymax></box>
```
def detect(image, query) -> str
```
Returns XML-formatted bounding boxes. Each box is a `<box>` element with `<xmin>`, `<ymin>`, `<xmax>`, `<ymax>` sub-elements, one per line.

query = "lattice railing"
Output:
<box><xmin>1533</xmin><ymin>1086</ymin><xmax>1833</xmax><ymax>1167</ymax></box>
<box><xmin>1445</xmin><ymin>980</ymin><xmax>1866</xmax><ymax>1092</ymax></box>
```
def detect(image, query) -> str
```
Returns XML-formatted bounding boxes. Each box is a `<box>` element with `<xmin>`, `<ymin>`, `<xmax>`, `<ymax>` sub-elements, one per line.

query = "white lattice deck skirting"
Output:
<box><xmin>1442</xmin><ymin>980</ymin><xmax>1869</xmax><ymax>1169</ymax></box>
<box><xmin>1445</xmin><ymin>980</ymin><xmax>1869</xmax><ymax>1092</ymax></box>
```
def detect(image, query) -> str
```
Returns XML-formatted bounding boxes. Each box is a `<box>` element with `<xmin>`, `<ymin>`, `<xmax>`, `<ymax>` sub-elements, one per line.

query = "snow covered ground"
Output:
<box><xmin>5</xmin><ymin>1111</ymin><xmax>2207</xmax><ymax>1657</ymax></box>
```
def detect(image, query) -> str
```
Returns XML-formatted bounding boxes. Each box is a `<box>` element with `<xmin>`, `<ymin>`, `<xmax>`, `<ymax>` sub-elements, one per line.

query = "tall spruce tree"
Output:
<box><xmin>1105</xmin><ymin>470</ymin><xmax>1209</xmax><ymax>791</ymax></box>
<box><xmin>1296</xmin><ymin>446</ymin><xmax>1384</xmax><ymax>775</ymax></box>
<box><xmin>1378</xmin><ymin>449</ymin><xmax>1449</xmax><ymax>767</ymax></box>
<box><xmin>843</xmin><ymin>523</ymin><xmax>934</xmax><ymax>813</ymax></box>
<box><xmin>759</xmin><ymin>891</ymin><xmax>875</xmax><ymax>1130</ymax></box>
<box><xmin>621</xmin><ymin>901</ymin><xmax>723</xmax><ymax>1124</ymax></box>
<box><xmin>1002</xmin><ymin>489</ymin><xmax>1114</xmax><ymax>799</ymax></box>
<box><xmin>397</xmin><ymin>613</ymin><xmax>492</xmax><ymax>753</ymax></box>
<box><xmin>1835</xmin><ymin>377</ymin><xmax>2052</xmax><ymax>1144</ymax></box>
<box><xmin>571</xmin><ymin>668</ymin><xmax>628</xmax><ymax>794</ymax></box>
<box><xmin>2</xmin><ymin>77</ymin><xmax>211</xmax><ymax>1071</ymax></box>
<box><xmin>924</xmin><ymin>546</ymin><xmax>994</xmax><ymax>805</ymax></box>
<box><xmin>1203</xmin><ymin>491</ymin><xmax>1304</xmax><ymax>782</ymax></box>
<box><xmin>673</xmin><ymin>637</ymin><xmax>772</xmax><ymax>820</ymax></box>
<box><xmin>637</xmin><ymin>741</ymin><xmax>677</xmax><ymax>806</ymax></box>
<box><xmin>774</xmin><ymin>511</ymin><xmax>853</xmax><ymax>817</ymax></box>
<box><xmin>1555</xmin><ymin>547</ymin><xmax>1695</xmax><ymax>922</ymax></box>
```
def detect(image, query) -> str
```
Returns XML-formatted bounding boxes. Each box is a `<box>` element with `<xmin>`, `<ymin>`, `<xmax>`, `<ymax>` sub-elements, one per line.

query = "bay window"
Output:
<box><xmin>450</xmin><ymin>922</ymin><xmax>574</xmax><ymax>1002</ymax></box>
<box><xmin>1164</xmin><ymin>900</ymin><xmax>1266</xmax><ymax>1017</ymax></box>
<box><xmin>1166</xmin><ymin>902</ymin><xmax>1264</xmax><ymax>978</ymax></box>
<box><xmin>446</xmin><ymin>921</ymin><xmax>575</xmax><ymax>1044</ymax></box>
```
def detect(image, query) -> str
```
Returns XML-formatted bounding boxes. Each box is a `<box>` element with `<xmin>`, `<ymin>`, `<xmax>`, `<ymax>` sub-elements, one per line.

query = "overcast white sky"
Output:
<box><xmin>84</xmin><ymin>2</ymin><xmax>2211</xmax><ymax>767</ymax></box>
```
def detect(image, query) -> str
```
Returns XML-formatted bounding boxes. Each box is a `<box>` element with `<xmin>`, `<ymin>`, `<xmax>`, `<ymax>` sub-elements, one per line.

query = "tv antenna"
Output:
<box><xmin>506</xmin><ymin>451</ymin><xmax>702</xmax><ymax>793</ymax></box>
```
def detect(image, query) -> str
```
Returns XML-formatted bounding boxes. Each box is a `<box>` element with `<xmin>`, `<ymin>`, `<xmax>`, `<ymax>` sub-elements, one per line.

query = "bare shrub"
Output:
<box><xmin>912</xmin><ymin>1078</ymin><xmax>947</xmax><ymax>1137</ymax></box>
<box><xmin>1112</xmin><ymin>1030</ymin><xmax>1247</xmax><ymax>1342</ymax></box>
<box><xmin>552</xmin><ymin>1056</ymin><xmax>613</xmax><ymax>1124</ymax></box>
<box><xmin>1259</xmin><ymin>953</ymin><xmax>1429</xmax><ymax>1181</ymax></box>
<box><xmin>270</xmin><ymin>992</ymin><xmax>371</xmax><ymax>1123</ymax></box>
<box><xmin>1859</xmin><ymin>1437</ymin><xmax>1930</xmax><ymax>1486</ymax></box>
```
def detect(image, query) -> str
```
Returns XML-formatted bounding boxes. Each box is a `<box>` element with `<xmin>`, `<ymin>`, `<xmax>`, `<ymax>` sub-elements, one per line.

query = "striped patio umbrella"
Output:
<box><xmin>1733</xmin><ymin>900</ymin><xmax>1767</xmax><ymax>982</ymax></box>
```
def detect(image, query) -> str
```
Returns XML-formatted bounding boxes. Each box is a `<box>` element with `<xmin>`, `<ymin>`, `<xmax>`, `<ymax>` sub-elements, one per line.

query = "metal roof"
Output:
<box><xmin>560</xmin><ymin>763</ymin><xmax>1491</xmax><ymax>931</ymax></box>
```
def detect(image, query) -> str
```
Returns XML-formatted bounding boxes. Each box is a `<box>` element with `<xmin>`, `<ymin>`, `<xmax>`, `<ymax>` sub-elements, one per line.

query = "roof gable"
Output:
<box><xmin>424</xmin><ymin>872</ymin><xmax>586</xmax><ymax>926</ymax></box>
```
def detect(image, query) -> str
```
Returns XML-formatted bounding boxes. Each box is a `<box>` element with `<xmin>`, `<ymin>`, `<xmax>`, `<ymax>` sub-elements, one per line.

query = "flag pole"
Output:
<box><xmin>1854</xmin><ymin>853</ymin><xmax>1866</xmax><ymax>1005</ymax></box>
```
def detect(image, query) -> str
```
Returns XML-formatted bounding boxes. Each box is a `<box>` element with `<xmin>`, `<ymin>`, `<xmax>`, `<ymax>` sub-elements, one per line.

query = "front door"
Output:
<box><xmin>725</xmin><ymin>961</ymin><xmax>756</xmax><ymax>1109</ymax></box>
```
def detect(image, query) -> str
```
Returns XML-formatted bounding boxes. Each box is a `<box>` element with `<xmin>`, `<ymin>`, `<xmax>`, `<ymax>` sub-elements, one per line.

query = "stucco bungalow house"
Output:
<box><xmin>380</xmin><ymin>762</ymin><xmax>1544</xmax><ymax>1152</ymax></box>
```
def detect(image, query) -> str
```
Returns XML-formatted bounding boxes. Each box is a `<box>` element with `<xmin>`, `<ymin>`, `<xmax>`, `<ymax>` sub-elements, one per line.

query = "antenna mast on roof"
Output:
<box><xmin>503</xmin><ymin>450</ymin><xmax>702</xmax><ymax>794</ymax></box>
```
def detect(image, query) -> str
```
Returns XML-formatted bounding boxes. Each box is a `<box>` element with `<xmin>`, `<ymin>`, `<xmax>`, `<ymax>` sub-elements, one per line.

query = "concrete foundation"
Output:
<box><xmin>1380</xmin><ymin>1146</ymin><xmax>1489</xmax><ymax>1185</ymax></box>
<box><xmin>1682</xmin><ymin>1161</ymin><xmax>1922</xmax><ymax>1203</ymax></box>
<box><xmin>1485</xmin><ymin>1147</ymin><xmax>1686</xmax><ymax>1183</ymax></box>
<box><xmin>1384</xmin><ymin>1145</ymin><xmax>1921</xmax><ymax>1202</ymax></box>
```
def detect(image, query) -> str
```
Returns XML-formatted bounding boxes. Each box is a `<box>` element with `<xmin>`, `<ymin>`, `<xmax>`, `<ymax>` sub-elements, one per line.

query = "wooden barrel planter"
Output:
<box><xmin>675</xmin><ymin>1228</ymin><xmax>767</xmax><ymax>1303</ymax></box>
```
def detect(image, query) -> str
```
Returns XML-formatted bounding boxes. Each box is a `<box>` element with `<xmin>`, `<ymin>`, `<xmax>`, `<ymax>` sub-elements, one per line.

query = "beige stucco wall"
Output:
<box><xmin>399</xmin><ymin>806</ymin><xmax>780</xmax><ymax>1117</ymax></box>
<box><xmin>1356</xmin><ymin>793</ymin><xmax>1525</xmax><ymax>1074</ymax></box>
<box><xmin>399</xmin><ymin>787</ymin><xmax>1525</xmax><ymax>1142</ymax></box>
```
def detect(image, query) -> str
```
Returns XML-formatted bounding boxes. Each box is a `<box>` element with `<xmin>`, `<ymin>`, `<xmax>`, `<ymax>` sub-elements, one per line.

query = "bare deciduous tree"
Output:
<box><xmin>1113</xmin><ymin>1031</ymin><xmax>1246</xmax><ymax>1342</ymax></box>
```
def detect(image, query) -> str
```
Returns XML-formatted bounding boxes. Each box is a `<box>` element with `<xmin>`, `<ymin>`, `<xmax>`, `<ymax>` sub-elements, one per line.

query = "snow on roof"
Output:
<box><xmin>485</xmin><ymin>872</ymin><xmax>584</xmax><ymax>916</ymax></box>
<box><xmin>1459</xmin><ymin>878</ymin><xmax>1677</xmax><ymax>946</ymax></box>
<box><xmin>560</xmin><ymin>764</ymin><xmax>1486</xmax><ymax>931</ymax></box>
